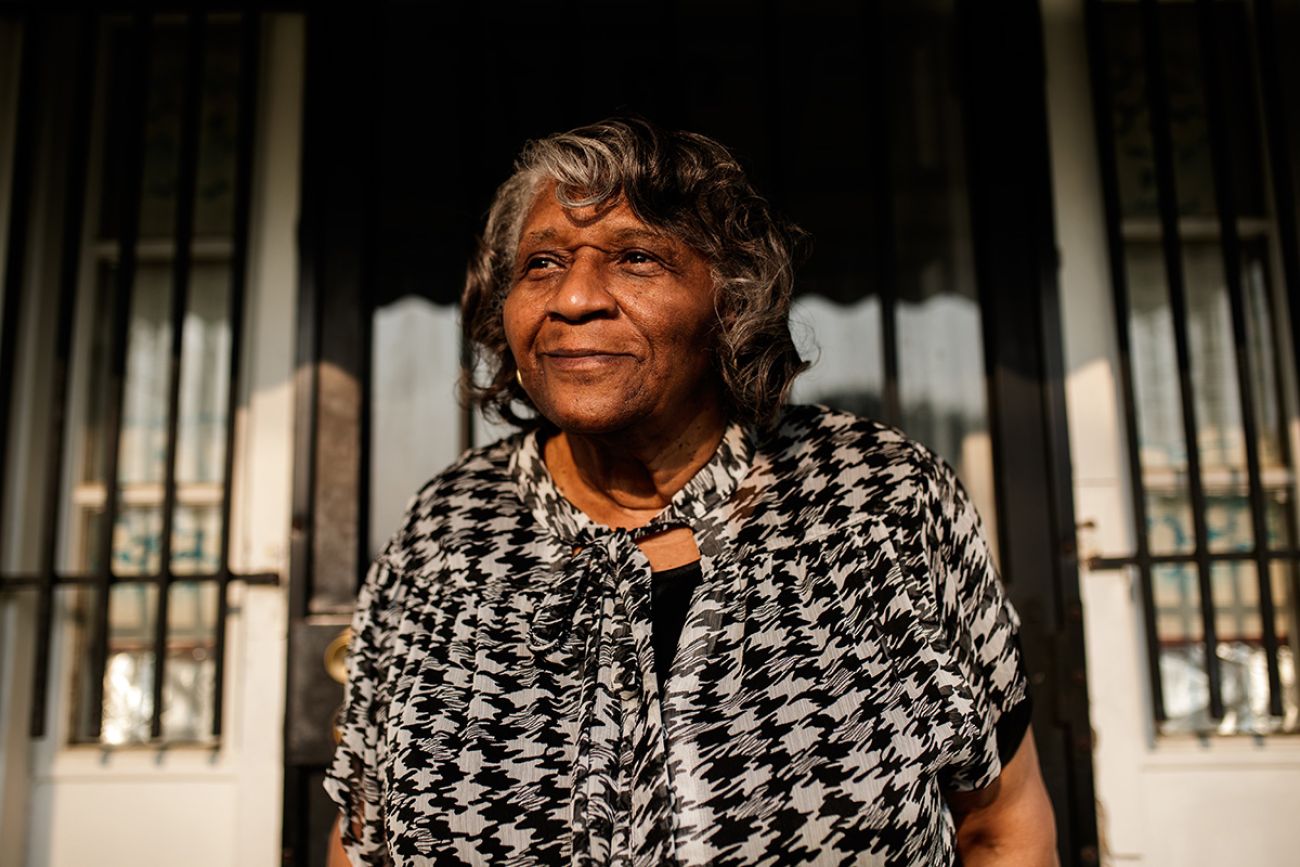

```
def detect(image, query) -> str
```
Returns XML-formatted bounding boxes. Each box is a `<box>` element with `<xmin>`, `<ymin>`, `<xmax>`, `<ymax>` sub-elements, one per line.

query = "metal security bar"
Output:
<box><xmin>0</xmin><ymin>19</ymin><xmax>42</xmax><ymax>530</ymax></box>
<box><xmin>1087</xmin><ymin>0</ymin><xmax>1300</xmax><ymax>732</ymax></box>
<box><xmin>0</xmin><ymin>10</ymin><xmax>276</xmax><ymax>744</ymax></box>
<box><xmin>32</xmin><ymin>11</ymin><xmax>97</xmax><ymax>740</ymax></box>
<box><xmin>87</xmin><ymin>10</ymin><xmax>152</xmax><ymax>743</ymax></box>
<box><xmin>1142</xmin><ymin>0</ymin><xmax>1224</xmax><ymax>719</ymax></box>
<box><xmin>1195</xmin><ymin>0</ymin><xmax>1285</xmax><ymax>716</ymax></box>
<box><xmin>150</xmin><ymin>11</ymin><xmax>205</xmax><ymax>742</ymax></box>
<box><xmin>1253</xmin><ymin>0</ymin><xmax>1300</xmax><ymax>725</ymax></box>
<box><xmin>0</xmin><ymin>11</ymin><xmax>53</xmax><ymax>741</ymax></box>
<box><xmin>1086</xmin><ymin>0</ymin><xmax>1177</xmax><ymax>721</ymax></box>
<box><xmin>864</xmin><ymin>0</ymin><xmax>902</xmax><ymax>427</ymax></box>
<box><xmin>211</xmin><ymin>9</ymin><xmax>262</xmax><ymax>741</ymax></box>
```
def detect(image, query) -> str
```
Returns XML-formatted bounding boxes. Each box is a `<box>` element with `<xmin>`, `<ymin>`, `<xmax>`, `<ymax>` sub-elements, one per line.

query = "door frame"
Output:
<box><xmin>956</xmin><ymin>1</ymin><xmax>1099</xmax><ymax>863</ymax></box>
<box><xmin>284</xmin><ymin>3</ymin><xmax>1100</xmax><ymax>863</ymax></box>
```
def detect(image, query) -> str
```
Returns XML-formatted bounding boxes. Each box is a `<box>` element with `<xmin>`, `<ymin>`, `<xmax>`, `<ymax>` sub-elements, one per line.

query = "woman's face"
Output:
<box><xmin>503</xmin><ymin>186</ymin><xmax>721</xmax><ymax>437</ymax></box>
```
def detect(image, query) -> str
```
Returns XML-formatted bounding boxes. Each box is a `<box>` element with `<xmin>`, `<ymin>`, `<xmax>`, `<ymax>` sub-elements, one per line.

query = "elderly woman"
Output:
<box><xmin>326</xmin><ymin>118</ymin><xmax>1056</xmax><ymax>866</ymax></box>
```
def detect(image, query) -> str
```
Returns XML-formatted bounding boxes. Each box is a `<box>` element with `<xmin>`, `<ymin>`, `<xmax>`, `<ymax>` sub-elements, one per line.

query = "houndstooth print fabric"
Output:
<box><xmin>325</xmin><ymin>404</ymin><xmax>1028</xmax><ymax>867</ymax></box>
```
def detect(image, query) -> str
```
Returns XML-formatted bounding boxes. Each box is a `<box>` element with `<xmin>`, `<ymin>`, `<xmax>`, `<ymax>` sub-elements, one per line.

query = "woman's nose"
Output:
<box><xmin>546</xmin><ymin>254</ymin><xmax>617</xmax><ymax>321</ymax></box>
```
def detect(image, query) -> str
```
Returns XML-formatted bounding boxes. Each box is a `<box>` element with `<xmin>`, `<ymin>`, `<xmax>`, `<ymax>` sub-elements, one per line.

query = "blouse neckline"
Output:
<box><xmin>508</xmin><ymin>418</ymin><xmax>757</xmax><ymax>548</ymax></box>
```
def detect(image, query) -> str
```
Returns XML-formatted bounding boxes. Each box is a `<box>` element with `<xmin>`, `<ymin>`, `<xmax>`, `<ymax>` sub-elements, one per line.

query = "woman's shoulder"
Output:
<box><xmin>744</xmin><ymin>403</ymin><xmax>962</xmax><ymax>542</ymax></box>
<box><xmin>765</xmin><ymin>403</ymin><xmax>945</xmax><ymax>483</ymax></box>
<box><xmin>763</xmin><ymin>404</ymin><xmax>984</xmax><ymax>548</ymax></box>
<box><xmin>375</xmin><ymin>432</ymin><xmax>528</xmax><ymax>576</ymax></box>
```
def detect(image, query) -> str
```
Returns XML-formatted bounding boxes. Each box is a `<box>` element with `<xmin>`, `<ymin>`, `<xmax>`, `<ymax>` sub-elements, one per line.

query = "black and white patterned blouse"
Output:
<box><xmin>325</xmin><ymin>404</ymin><xmax>1030</xmax><ymax>867</ymax></box>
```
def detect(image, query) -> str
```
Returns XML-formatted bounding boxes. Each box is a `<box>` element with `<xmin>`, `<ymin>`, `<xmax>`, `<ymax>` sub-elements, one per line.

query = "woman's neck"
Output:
<box><xmin>542</xmin><ymin>400</ymin><xmax>727</xmax><ymax>530</ymax></box>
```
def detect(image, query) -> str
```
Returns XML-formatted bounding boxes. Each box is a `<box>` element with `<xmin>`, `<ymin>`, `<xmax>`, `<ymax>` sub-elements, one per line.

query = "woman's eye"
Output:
<box><xmin>621</xmin><ymin>250</ymin><xmax>658</xmax><ymax>267</ymax></box>
<box><xmin>523</xmin><ymin>256</ymin><xmax>558</xmax><ymax>273</ymax></box>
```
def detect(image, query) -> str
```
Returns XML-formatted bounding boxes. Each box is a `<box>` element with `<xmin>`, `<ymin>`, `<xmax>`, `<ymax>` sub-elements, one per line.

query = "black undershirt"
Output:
<box><xmin>649</xmin><ymin>560</ymin><xmax>704</xmax><ymax>691</ymax></box>
<box><xmin>647</xmin><ymin>560</ymin><xmax>1033</xmax><ymax>766</ymax></box>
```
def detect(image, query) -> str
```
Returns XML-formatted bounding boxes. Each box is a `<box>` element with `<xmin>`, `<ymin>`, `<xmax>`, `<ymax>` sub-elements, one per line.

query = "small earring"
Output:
<box><xmin>515</xmin><ymin>368</ymin><xmax>524</xmax><ymax>387</ymax></box>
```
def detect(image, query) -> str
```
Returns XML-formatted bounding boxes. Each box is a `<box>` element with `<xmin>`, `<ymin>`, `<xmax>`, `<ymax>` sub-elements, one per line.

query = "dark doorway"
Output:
<box><xmin>286</xmin><ymin>2</ymin><xmax>1096</xmax><ymax>864</ymax></box>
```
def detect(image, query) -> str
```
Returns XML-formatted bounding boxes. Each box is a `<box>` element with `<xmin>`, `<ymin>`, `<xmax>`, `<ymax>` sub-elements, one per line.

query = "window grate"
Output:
<box><xmin>0</xmin><ymin>10</ymin><xmax>274</xmax><ymax>744</ymax></box>
<box><xmin>1087</xmin><ymin>0</ymin><xmax>1300</xmax><ymax>734</ymax></box>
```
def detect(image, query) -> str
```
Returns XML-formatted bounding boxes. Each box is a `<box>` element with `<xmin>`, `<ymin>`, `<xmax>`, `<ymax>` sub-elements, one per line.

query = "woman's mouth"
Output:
<box><xmin>540</xmin><ymin>350</ymin><xmax>633</xmax><ymax>372</ymax></box>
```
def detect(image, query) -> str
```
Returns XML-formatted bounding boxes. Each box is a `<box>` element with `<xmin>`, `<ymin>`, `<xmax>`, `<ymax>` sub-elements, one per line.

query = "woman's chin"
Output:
<box><xmin>543</xmin><ymin>410</ymin><xmax>637</xmax><ymax>437</ymax></box>
<box><xmin>534</xmin><ymin>394</ymin><xmax>646</xmax><ymax>437</ymax></box>
<box><xmin>528</xmin><ymin>377</ymin><xmax>721</xmax><ymax>440</ymax></box>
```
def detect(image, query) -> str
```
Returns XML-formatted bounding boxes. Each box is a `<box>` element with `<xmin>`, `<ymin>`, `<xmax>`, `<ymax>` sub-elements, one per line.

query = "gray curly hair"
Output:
<box><xmin>460</xmin><ymin>117</ymin><xmax>808</xmax><ymax>429</ymax></box>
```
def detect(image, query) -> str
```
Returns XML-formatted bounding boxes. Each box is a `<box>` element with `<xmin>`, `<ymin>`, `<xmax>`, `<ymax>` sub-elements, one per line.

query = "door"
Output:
<box><xmin>285</xmin><ymin>2</ymin><xmax>1097</xmax><ymax>864</ymax></box>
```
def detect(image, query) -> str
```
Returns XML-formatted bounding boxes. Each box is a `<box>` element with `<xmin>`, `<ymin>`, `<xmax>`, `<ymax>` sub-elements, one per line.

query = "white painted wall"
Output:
<box><xmin>1043</xmin><ymin>1</ymin><xmax>1300</xmax><ymax>865</ymax></box>
<box><xmin>0</xmin><ymin>14</ymin><xmax>303</xmax><ymax>867</ymax></box>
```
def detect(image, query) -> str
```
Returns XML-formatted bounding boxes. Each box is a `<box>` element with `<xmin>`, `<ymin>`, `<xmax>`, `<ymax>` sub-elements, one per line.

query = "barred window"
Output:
<box><xmin>0</xmin><ymin>11</ymin><xmax>271</xmax><ymax>745</ymax></box>
<box><xmin>1090</xmin><ymin>0</ymin><xmax>1300</xmax><ymax>735</ymax></box>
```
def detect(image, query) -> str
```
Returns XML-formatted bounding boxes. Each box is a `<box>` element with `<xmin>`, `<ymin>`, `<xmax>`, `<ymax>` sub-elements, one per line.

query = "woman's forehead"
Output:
<box><xmin>515</xmin><ymin>193</ymin><xmax>675</xmax><ymax>251</ymax></box>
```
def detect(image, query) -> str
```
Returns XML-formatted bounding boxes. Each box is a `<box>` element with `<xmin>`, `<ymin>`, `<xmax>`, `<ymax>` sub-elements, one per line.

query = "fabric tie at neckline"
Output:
<box><xmin>508</xmin><ymin>420</ymin><xmax>756</xmax><ymax>866</ymax></box>
<box><xmin>524</xmin><ymin>522</ymin><xmax>680</xmax><ymax>865</ymax></box>
<box><xmin>528</xmin><ymin>526</ymin><xmax>655</xmax><ymax>657</ymax></box>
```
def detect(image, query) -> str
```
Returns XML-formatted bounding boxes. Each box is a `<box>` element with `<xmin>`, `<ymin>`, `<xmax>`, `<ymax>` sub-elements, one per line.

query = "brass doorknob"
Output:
<box><xmin>324</xmin><ymin>627</ymin><xmax>352</xmax><ymax>685</ymax></box>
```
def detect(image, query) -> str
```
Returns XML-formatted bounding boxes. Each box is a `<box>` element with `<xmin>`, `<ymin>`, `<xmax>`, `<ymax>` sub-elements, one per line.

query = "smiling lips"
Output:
<box><xmin>540</xmin><ymin>349</ymin><xmax>633</xmax><ymax>372</ymax></box>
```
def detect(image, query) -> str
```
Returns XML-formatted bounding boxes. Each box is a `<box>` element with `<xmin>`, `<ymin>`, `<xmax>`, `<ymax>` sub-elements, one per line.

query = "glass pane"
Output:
<box><xmin>370</xmin><ymin>298</ymin><xmax>463</xmax><ymax>558</ymax></box>
<box><xmin>137</xmin><ymin>17</ymin><xmax>188</xmax><ymax>240</ymax></box>
<box><xmin>172</xmin><ymin>502</ymin><xmax>221</xmax><ymax>576</ymax></box>
<box><xmin>1265</xmin><ymin>495</ymin><xmax>1295</xmax><ymax>552</ymax></box>
<box><xmin>1213</xmin><ymin>561</ymin><xmax>1261</xmax><ymax>644</ymax></box>
<box><xmin>1154</xmin><ymin>563</ymin><xmax>1209</xmax><ymax>734</ymax></box>
<box><xmin>1158</xmin><ymin>5</ymin><xmax>1217</xmax><ymax>219</ymax></box>
<box><xmin>1184</xmin><ymin>242</ymin><xmax>1253</xmax><ymax>553</ymax></box>
<box><xmin>1102</xmin><ymin>2</ymin><xmax>1264</xmax><ymax>220</ymax></box>
<box><xmin>95</xmin><ymin>581</ymin><xmax>218</xmax><ymax>743</ymax></box>
<box><xmin>113</xmin><ymin>506</ymin><xmax>162</xmax><ymax>576</ymax></box>
<box><xmin>1270</xmin><ymin>561</ymin><xmax>1300</xmax><ymax>732</ymax></box>
<box><xmin>96</xmin><ymin>17</ymin><xmax>132</xmax><ymax>239</ymax></box>
<box><xmin>1242</xmin><ymin>242</ymin><xmax>1297</xmax><ymax>550</ymax></box>
<box><xmin>63</xmin><ymin>263</ymin><xmax>120</xmax><ymax>573</ymax></box>
<box><xmin>161</xmin><ymin>580</ymin><xmax>217</xmax><ymax>741</ymax></box>
<box><xmin>789</xmin><ymin>294</ymin><xmax>884</xmax><ymax>418</ymax></box>
<box><xmin>100</xmin><ymin>582</ymin><xmax>158</xmax><ymax>745</ymax></box>
<box><xmin>1213</xmin><ymin>561</ymin><xmax>1283</xmax><ymax>734</ymax></box>
<box><xmin>887</xmin><ymin>0</ymin><xmax>989</xmax><ymax>486</ymax></box>
<box><xmin>1212</xmin><ymin>3</ymin><xmax>1269</xmax><ymax>219</ymax></box>
<box><xmin>1126</xmin><ymin>245</ymin><xmax>1195</xmax><ymax>553</ymax></box>
<box><xmin>174</xmin><ymin>263</ymin><xmax>230</xmax><ymax>484</ymax></box>
<box><xmin>1103</xmin><ymin>3</ymin><xmax>1159</xmax><ymax>219</ymax></box>
<box><xmin>896</xmin><ymin>291</ymin><xmax>989</xmax><ymax>481</ymax></box>
<box><xmin>111</xmin><ymin>262</ymin><xmax>173</xmax><ymax>572</ymax></box>
<box><xmin>171</xmin><ymin>262</ymin><xmax>231</xmax><ymax>573</ymax></box>
<box><xmin>192</xmin><ymin>16</ymin><xmax>243</xmax><ymax>239</ymax></box>
<box><xmin>82</xmin><ymin>265</ymin><xmax>119</xmax><ymax>485</ymax></box>
<box><xmin>117</xmin><ymin>262</ymin><xmax>173</xmax><ymax>486</ymax></box>
<box><xmin>69</xmin><ymin>587</ymin><xmax>99</xmax><ymax>737</ymax></box>
<box><xmin>1243</xmin><ymin>244</ymin><xmax>1286</xmax><ymax>470</ymax></box>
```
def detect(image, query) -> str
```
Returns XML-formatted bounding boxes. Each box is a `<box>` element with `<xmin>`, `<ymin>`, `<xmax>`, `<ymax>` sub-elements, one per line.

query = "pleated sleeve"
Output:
<box><xmin>928</xmin><ymin>455</ymin><xmax>1032</xmax><ymax>792</ymax></box>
